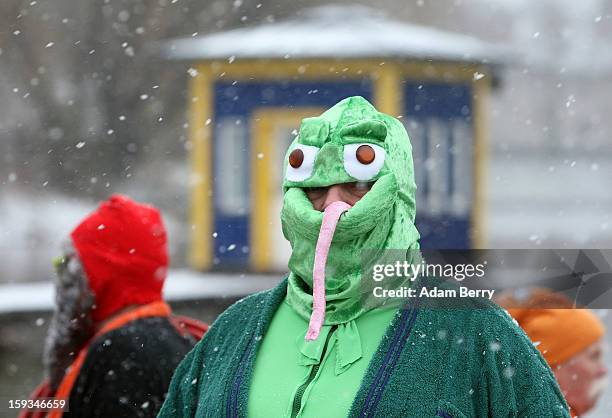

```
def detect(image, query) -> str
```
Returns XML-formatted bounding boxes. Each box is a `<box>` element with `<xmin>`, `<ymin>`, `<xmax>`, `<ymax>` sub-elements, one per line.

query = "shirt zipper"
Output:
<box><xmin>290</xmin><ymin>325</ymin><xmax>338</xmax><ymax>418</ymax></box>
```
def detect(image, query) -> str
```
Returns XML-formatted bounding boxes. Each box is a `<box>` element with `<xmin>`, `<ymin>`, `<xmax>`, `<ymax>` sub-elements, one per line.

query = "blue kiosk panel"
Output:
<box><xmin>405</xmin><ymin>82</ymin><xmax>474</xmax><ymax>249</ymax></box>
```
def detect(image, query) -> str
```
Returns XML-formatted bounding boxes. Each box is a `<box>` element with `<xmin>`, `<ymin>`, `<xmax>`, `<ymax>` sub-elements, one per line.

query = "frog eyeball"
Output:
<box><xmin>286</xmin><ymin>144</ymin><xmax>319</xmax><ymax>182</ymax></box>
<box><xmin>343</xmin><ymin>143</ymin><xmax>385</xmax><ymax>180</ymax></box>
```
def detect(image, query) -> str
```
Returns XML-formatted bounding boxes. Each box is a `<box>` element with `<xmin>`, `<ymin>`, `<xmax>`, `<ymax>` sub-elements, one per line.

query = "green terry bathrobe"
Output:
<box><xmin>158</xmin><ymin>97</ymin><xmax>570</xmax><ymax>418</ymax></box>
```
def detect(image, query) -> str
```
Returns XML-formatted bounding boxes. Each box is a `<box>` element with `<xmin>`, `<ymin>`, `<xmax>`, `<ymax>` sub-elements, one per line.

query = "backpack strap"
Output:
<box><xmin>18</xmin><ymin>380</ymin><xmax>54</xmax><ymax>418</ymax></box>
<box><xmin>170</xmin><ymin>315</ymin><xmax>209</xmax><ymax>340</ymax></box>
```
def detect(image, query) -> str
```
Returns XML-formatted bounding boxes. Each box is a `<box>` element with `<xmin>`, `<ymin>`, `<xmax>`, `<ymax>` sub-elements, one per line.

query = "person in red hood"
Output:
<box><xmin>25</xmin><ymin>194</ymin><xmax>206</xmax><ymax>418</ymax></box>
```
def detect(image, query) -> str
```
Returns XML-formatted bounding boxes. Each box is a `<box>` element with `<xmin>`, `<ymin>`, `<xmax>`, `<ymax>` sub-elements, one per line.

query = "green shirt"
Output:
<box><xmin>248</xmin><ymin>298</ymin><xmax>397</xmax><ymax>417</ymax></box>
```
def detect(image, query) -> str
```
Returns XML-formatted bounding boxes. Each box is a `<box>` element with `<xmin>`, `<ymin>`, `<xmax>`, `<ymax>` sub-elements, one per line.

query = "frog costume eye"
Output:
<box><xmin>343</xmin><ymin>143</ymin><xmax>386</xmax><ymax>180</ymax></box>
<box><xmin>339</xmin><ymin>118</ymin><xmax>387</xmax><ymax>181</ymax></box>
<box><xmin>286</xmin><ymin>144</ymin><xmax>319</xmax><ymax>182</ymax></box>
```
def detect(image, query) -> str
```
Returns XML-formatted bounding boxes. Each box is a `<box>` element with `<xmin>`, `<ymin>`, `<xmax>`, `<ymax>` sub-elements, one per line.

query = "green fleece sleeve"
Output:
<box><xmin>475</xmin><ymin>308</ymin><xmax>571</xmax><ymax>417</ymax></box>
<box><xmin>519</xmin><ymin>392</ymin><xmax>572</xmax><ymax>418</ymax></box>
<box><xmin>476</xmin><ymin>365</ymin><xmax>569</xmax><ymax>417</ymax></box>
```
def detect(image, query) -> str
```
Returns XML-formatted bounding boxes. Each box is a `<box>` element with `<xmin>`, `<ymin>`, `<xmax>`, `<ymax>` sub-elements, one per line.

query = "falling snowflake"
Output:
<box><xmin>473</xmin><ymin>72</ymin><xmax>485</xmax><ymax>81</ymax></box>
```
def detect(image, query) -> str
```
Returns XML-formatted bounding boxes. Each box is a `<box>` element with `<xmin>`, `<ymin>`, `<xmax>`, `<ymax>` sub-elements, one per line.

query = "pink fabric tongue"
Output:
<box><xmin>305</xmin><ymin>201</ymin><xmax>352</xmax><ymax>341</ymax></box>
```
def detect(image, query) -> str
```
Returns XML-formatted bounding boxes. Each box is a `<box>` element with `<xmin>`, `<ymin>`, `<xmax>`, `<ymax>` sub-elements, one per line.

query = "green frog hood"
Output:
<box><xmin>281</xmin><ymin>96</ymin><xmax>421</xmax><ymax>330</ymax></box>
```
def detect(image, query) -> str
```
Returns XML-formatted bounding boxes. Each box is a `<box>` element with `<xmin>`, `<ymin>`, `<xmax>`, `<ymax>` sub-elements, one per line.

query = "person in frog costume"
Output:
<box><xmin>159</xmin><ymin>96</ymin><xmax>570</xmax><ymax>417</ymax></box>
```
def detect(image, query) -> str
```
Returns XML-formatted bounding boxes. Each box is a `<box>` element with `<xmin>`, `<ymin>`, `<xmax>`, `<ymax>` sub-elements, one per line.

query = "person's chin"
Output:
<box><xmin>587</xmin><ymin>376</ymin><xmax>608</xmax><ymax>403</ymax></box>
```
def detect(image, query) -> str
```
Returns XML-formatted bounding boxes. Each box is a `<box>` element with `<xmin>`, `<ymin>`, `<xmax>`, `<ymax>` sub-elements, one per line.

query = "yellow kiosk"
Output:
<box><xmin>162</xmin><ymin>5</ymin><xmax>503</xmax><ymax>272</ymax></box>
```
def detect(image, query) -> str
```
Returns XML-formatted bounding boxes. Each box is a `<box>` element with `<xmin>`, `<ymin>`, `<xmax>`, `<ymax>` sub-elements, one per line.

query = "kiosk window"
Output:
<box><xmin>216</xmin><ymin>117</ymin><xmax>250</xmax><ymax>215</ymax></box>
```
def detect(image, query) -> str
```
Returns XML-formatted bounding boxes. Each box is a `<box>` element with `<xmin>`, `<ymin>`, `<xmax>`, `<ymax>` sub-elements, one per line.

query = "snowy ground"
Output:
<box><xmin>0</xmin><ymin>269</ymin><xmax>281</xmax><ymax>314</ymax></box>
